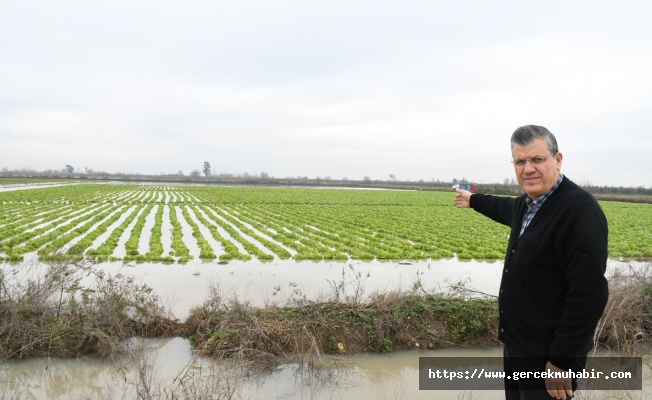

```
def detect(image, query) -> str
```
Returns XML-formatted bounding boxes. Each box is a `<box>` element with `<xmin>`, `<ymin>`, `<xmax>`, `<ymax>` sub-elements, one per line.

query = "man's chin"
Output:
<box><xmin>524</xmin><ymin>186</ymin><xmax>543</xmax><ymax>198</ymax></box>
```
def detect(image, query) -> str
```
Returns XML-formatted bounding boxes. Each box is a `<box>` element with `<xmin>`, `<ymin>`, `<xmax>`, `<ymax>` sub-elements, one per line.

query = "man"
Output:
<box><xmin>454</xmin><ymin>125</ymin><xmax>609</xmax><ymax>400</ymax></box>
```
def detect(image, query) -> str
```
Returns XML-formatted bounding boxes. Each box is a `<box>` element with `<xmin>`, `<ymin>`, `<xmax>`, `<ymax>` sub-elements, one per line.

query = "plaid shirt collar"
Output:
<box><xmin>525</xmin><ymin>173</ymin><xmax>564</xmax><ymax>211</ymax></box>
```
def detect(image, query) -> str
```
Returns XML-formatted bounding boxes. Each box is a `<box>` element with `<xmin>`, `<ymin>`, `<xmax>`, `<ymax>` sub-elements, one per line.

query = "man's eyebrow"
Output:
<box><xmin>515</xmin><ymin>155</ymin><xmax>546</xmax><ymax>159</ymax></box>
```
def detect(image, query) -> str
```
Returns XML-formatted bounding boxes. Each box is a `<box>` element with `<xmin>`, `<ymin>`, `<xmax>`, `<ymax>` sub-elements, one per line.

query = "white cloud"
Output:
<box><xmin>0</xmin><ymin>1</ymin><xmax>651</xmax><ymax>186</ymax></box>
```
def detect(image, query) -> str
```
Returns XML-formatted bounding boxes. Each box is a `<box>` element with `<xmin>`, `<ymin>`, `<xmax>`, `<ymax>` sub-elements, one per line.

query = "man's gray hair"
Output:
<box><xmin>511</xmin><ymin>125</ymin><xmax>559</xmax><ymax>156</ymax></box>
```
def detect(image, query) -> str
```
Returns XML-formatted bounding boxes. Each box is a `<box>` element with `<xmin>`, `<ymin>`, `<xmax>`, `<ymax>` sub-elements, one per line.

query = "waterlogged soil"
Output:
<box><xmin>161</xmin><ymin>204</ymin><xmax>173</xmax><ymax>256</ymax></box>
<box><xmin>13</xmin><ymin>256</ymin><xmax>642</xmax><ymax>322</ymax></box>
<box><xmin>219</xmin><ymin>206</ymin><xmax>297</xmax><ymax>256</ymax></box>
<box><xmin>205</xmin><ymin>206</ymin><xmax>275</xmax><ymax>256</ymax></box>
<box><xmin>194</xmin><ymin>206</ymin><xmax>249</xmax><ymax>254</ymax></box>
<box><xmin>102</xmin><ymin>258</ymin><xmax>499</xmax><ymax>321</ymax></box>
<box><xmin>0</xmin><ymin>337</ymin><xmax>508</xmax><ymax>399</ymax></box>
<box><xmin>88</xmin><ymin>205</ymin><xmax>136</xmax><ymax>250</ymax></box>
<box><xmin>176</xmin><ymin>205</ymin><xmax>201</xmax><ymax>259</ymax></box>
<box><xmin>2</xmin><ymin>337</ymin><xmax>648</xmax><ymax>400</ymax></box>
<box><xmin>184</xmin><ymin>205</ymin><xmax>225</xmax><ymax>257</ymax></box>
<box><xmin>107</xmin><ymin>206</ymin><xmax>147</xmax><ymax>258</ymax></box>
<box><xmin>62</xmin><ymin>207</ymin><xmax>125</xmax><ymax>253</ymax></box>
<box><xmin>1</xmin><ymin>258</ymin><xmax>649</xmax><ymax>399</ymax></box>
<box><xmin>138</xmin><ymin>204</ymin><xmax>157</xmax><ymax>254</ymax></box>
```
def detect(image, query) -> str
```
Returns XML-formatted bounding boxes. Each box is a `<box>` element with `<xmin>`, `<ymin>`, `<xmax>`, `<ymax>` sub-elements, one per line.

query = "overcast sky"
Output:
<box><xmin>1</xmin><ymin>1</ymin><xmax>651</xmax><ymax>186</ymax></box>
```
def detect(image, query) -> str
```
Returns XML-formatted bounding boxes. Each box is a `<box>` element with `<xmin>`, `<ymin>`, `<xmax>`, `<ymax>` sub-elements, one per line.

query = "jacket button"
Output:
<box><xmin>500</xmin><ymin>310</ymin><xmax>504</xmax><ymax>314</ymax></box>
<box><xmin>511</xmin><ymin>249</ymin><xmax>515</xmax><ymax>254</ymax></box>
<box><xmin>500</xmin><ymin>328</ymin><xmax>504</xmax><ymax>332</ymax></box>
<box><xmin>500</xmin><ymin>289</ymin><xmax>504</xmax><ymax>293</ymax></box>
<box><xmin>504</xmin><ymin>269</ymin><xmax>508</xmax><ymax>273</ymax></box>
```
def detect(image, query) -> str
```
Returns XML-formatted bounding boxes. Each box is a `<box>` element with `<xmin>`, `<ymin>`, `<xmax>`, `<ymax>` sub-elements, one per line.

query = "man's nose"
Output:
<box><xmin>523</xmin><ymin>161</ymin><xmax>537</xmax><ymax>174</ymax></box>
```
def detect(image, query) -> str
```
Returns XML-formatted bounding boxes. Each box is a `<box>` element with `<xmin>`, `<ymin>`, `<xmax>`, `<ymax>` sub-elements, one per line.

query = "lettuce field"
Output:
<box><xmin>0</xmin><ymin>184</ymin><xmax>650</xmax><ymax>262</ymax></box>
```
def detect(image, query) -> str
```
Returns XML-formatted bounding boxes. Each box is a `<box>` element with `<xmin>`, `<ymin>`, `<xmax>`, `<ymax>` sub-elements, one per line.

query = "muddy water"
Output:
<box><xmin>0</xmin><ymin>183</ymin><xmax>78</xmax><ymax>192</ymax></box>
<box><xmin>51</xmin><ymin>258</ymin><xmax>646</xmax><ymax>321</ymax></box>
<box><xmin>1</xmin><ymin>258</ymin><xmax>649</xmax><ymax>399</ymax></box>
<box><xmin>0</xmin><ymin>337</ymin><xmax>506</xmax><ymax>399</ymax></box>
<box><xmin>2</xmin><ymin>337</ymin><xmax>648</xmax><ymax>400</ymax></box>
<box><xmin>92</xmin><ymin>258</ymin><xmax>501</xmax><ymax>320</ymax></box>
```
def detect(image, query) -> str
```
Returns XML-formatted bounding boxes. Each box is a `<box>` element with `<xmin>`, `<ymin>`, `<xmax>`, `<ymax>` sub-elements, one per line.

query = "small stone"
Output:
<box><xmin>428</xmin><ymin>343</ymin><xmax>434</xmax><ymax>349</ymax></box>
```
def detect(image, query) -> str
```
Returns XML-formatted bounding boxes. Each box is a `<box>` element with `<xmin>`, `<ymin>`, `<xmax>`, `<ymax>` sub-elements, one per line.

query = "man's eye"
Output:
<box><xmin>532</xmin><ymin>157</ymin><xmax>545</xmax><ymax>163</ymax></box>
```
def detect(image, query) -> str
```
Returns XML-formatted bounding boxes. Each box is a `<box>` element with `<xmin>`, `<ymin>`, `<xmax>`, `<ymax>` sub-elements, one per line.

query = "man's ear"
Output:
<box><xmin>556</xmin><ymin>152</ymin><xmax>563</xmax><ymax>171</ymax></box>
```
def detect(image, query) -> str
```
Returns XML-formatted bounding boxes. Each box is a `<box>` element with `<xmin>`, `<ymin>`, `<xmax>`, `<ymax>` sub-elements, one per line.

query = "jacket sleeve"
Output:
<box><xmin>469</xmin><ymin>193</ymin><xmax>517</xmax><ymax>228</ymax></box>
<box><xmin>548</xmin><ymin>200</ymin><xmax>609</xmax><ymax>369</ymax></box>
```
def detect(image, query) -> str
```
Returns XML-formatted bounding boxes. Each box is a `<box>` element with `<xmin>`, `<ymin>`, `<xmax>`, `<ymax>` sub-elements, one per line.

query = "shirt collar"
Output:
<box><xmin>526</xmin><ymin>174</ymin><xmax>564</xmax><ymax>208</ymax></box>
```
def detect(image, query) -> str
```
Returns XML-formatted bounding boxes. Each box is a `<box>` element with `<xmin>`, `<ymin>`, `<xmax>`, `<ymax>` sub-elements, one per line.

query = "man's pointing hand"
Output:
<box><xmin>454</xmin><ymin>188</ymin><xmax>472</xmax><ymax>208</ymax></box>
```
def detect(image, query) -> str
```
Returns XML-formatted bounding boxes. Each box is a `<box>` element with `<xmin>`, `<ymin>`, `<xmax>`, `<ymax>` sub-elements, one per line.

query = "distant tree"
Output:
<box><xmin>324</xmin><ymin>176</ymin><xmax>331</xmax><ymax>180</ymax></box>
<box><xmin>64</xmin><ymin>165</ymin><xmax>74</xmax><ymax>174</ymax></box>
<box><xmin>260</xmin><ymin>172</ymin><xmax>270</xmax><ymax>179</ymax></box>
<box><xmin>452</xmin><ymin>178</ymin><xmax>458</xmax><ymax>184</ymax></box>
<box><xmin>190</xmin><ymin>169</ymin><xmax>201</xmax><ymax>177</ymax></box>
<box><xmin>178</xmin><ymin>170</ymin><xmax>184</xmax><ymax>176</ymax></box>
<box><xmin>389</xmin><ymin>174</ymin><xmax>396</xmax><ymax>182</ymax></box>
<box><xmin>202</xmin><ymin>161</ymin><xmax>211</xmax><ymax>177</ymax></box>
<box><xmin>342</xmin><ymin>177</ymin><xmax>348</xmax><ymax>181</ymax></box>
<box><xmin>419</xmin><ymin>179</ymin><xmax>424</xmax><ymax>183</ymax></box>
<box><xmin>503</xmin><ymin>178</ymin><xmax>510</xmax><ymax>185</ymax></box>
<box><xmin>363</xmin><ymin>176</ymin><xmax>371</xmax><ymax>183</ymax></box>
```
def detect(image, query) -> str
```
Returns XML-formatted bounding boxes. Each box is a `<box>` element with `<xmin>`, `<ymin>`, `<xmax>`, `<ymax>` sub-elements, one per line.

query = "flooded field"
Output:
<box><xmin>2</xmin><ymin>336</ymin><xmax>649</xmax><ymax>399</ymax></box>
<box><xmin>1</xmin><ymin>184</ymin><xmax>651</xmax><ymax>398</ymax></box>
<box><xmin>0</xmin><ymin>337</ymin><xmax>507</xmax><ymax>399</ymax></box>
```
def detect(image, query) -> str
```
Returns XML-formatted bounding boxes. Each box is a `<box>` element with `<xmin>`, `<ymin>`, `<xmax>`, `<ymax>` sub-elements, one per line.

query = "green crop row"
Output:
<box><xmin>39</xmin><ymin>205</ymin><xmax>120</xmax><ymax>260</ymax></box>
<box><xmin>3</xmin><ymin>185</ymin><xmax>651</xmax><ymax>262</ymax></box>
<box><xmin>180</xmin><ymin>206</ymin><xmax>216</xmax><ymax>259</ymax></box>
<box><xmin>189</xmin><ymin>205</ymin><xmax>246</xmax><ymax>261</ymax></box>
<box><xmin>209</xmin><ymin>206</ymin><xmax>292</xmax><ymax>259</ymax></box>
<box><xmin>168</xmin><ymin>205</ymin><xmax>192</xmax><ymax>263</ymax></box>
<box><xmin>199</xmin><ymin>205</ymin><xmax>272</xmax><ymax>261</ymax></box>
<box><xmin>146</xmin><ymin>204</ymin><xmax>166</xmax><ymax>261</ymax></box>
<box><xmin>200</xmin><ymin>206</ymin><xmax>274</xmax><ymax>260</ymax></box>
<box><xmin>8</xmin><ymin>204</ymin><xmax>112</xmax><ymax>259</ymax></box>
<box><xmin>1</xmin><ymin>204</ymin><xmax>93</xmax><ymax>254</ymax></box>
<box><xmin>0</xmin><ymin>203</ymin><xmax>75</xmax><ymax>241</ymax></box>
<box><xmin>124</xmin><ymin>204</ymin><xmax>155</xmax><ymax>256</ymax></box>
<box><xmin>67</xmin><ymin>206</ymin><xmax>126</xmax><ymax>256</ymax></box>
<box><xmin>87</xmin><ymin>205</ymin><xmax>144</xmax><ymax>259</ymax></box>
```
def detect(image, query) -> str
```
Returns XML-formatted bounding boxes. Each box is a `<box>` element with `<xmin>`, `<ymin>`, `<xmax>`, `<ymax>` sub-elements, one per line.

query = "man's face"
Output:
<box><xmin>512</xmin><ymin>138</ymin><xmax>563</xmax><ymax>200</ymax></box>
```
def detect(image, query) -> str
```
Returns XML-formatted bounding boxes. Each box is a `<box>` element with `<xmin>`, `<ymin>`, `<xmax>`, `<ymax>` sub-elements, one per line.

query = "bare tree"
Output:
<box><xmin>202</xmin><ymin>162</ymin><xmax>211</xmax><ymax>177</ymax></box>
<box><xmin>362</xmin><ymin>176</ymin><xmax>371</xmax><ymax>183</ymax></box>
<box><xmin>64</xmin><ymin>165</ymin><xmax>74</xmax><ymax>174</ymax></box>
<box><xmin>260</xmin><ymin>172</ymin><xmax>269</xmax><ymax>179</ymax></box>
<box><xmin>190</xmin><ymin>169</ymin><xmax>201</xmax><ymax>177</ymax></box>
<box><xmin>178</xmin><ymin>170</ymin><xmax>184</xmax><ymax>176</ymax></box>
<box><xmin>389</xmin><ymin>174</ymin><xmax>396</xmax><ymax>182</ymax></box>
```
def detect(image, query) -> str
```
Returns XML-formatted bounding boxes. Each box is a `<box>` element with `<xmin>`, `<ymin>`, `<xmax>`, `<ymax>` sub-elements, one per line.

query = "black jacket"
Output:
<box><xmin>470</xmin><ymin>176</ymin><xmax>609</xmax><ymax>370</ymax></box>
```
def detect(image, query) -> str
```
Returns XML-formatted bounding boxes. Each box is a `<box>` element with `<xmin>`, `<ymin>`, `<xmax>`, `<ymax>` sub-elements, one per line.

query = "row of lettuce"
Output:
<box><xmin>1</xmin><ymin>185</ymin><xmax>651</xmax><ymax>262</ymax></box>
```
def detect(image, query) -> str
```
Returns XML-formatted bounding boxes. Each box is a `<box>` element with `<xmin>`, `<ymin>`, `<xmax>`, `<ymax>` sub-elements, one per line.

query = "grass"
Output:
<box><xmin>0</xmin><ymin>257</ymin><xmax>178</xmax><ymax>359</ymax></box>
<box><xmin>2</xmin><ymin>257</ymin><xmax>652</xmax><ymax>363</ymax></box>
